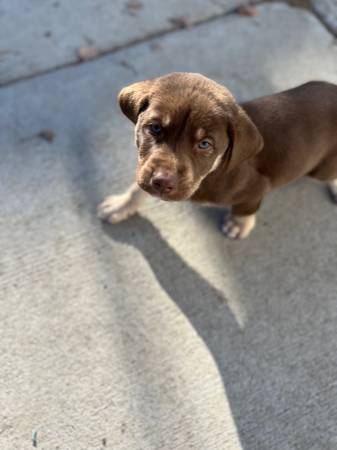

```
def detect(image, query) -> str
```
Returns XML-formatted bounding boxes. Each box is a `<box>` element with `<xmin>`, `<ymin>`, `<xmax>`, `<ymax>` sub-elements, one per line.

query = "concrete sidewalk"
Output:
<box><xmin>0</xmin><ymin>0</ymin><xmax>249</xmax><ymax>85</ymax></box>
<box><xmin>1</xmin><ymin>1</ymin><xmax>337</xmax><ymax>449</ymax></box>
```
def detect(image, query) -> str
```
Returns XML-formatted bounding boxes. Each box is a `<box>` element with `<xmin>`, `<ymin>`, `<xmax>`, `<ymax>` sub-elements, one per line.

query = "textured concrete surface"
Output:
<box><xmin>311</xmin><ymin>0</ymin><xmax>337</xmax><ymax>34</ymax></box>
<box><xmin>1</xmin><ymin>2</ymin><xmax>337</xmax><ymax>450</ymax></box>
<box><xmin>0</xmin><ymin>0</ymin><xmax>249</xmax><ymax>85</ymax></box>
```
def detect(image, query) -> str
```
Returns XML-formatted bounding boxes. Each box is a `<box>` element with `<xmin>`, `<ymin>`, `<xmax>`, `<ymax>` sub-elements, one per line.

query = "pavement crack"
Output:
<box><xmin>1</xmin><ymin>0</ymin><xmax>335</xmax><ymax>89</ymax></box>
<box><xmin>0</xmin><ymin>2</ymin><xmax>260</xmax><ymax>89</ymax></box>
<box><xmin>266</xmin><ymin>0</ymin><xmax>337</xmax><ymax>36</ymax></box>
<box><xmin>308</xmin><ymin>7</ymin><xmax>337</xmax><ymax>37</ymax></box>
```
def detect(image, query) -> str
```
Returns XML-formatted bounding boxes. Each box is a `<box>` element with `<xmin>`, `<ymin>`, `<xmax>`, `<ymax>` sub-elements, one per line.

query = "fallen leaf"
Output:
<box><xmin>126</xmin><ymin>0</ymin><xmax>143</xmax><ymax>13</ymax></box>
<box><xmin>237</xmin><ymin>5</ymin><xmax>259</xmax><ymax>16</ymax></box>
<box><xmin>169</xmin><ymin>16</ymin><xmax>192</xmax><ymax>28</ymax></box>
<box><xmin>38</xmin><ymin>129</ymin><xmax>55</xmax><ymax>142</ymax></box>
<box><xmin>77</xmin><ymin>47</ymin><xmax>99</xmax><ymax>61</ymax></box>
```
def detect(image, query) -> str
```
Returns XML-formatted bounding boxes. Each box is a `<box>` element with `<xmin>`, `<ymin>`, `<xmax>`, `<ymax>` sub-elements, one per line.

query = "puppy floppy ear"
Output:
<box><xmin>225</xmin><ymin>104</ymin><xmax>264</xmax><ymax>172</ymax></box>
<box><xmin>118</xmin><ymin>80</ymin><xmax>153</xmax><ymax>124</ymax></box>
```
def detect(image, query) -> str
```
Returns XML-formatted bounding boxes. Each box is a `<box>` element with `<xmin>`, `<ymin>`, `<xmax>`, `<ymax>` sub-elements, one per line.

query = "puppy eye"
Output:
<box><xmin>198</xmin><ymin>140</ymin><xmax>211</xmax><ymax>150</ymax></box>
<box><xmin>149</xmin><ymin>123</ymin><xmax>162</xmax><ymax>136</ymax></box>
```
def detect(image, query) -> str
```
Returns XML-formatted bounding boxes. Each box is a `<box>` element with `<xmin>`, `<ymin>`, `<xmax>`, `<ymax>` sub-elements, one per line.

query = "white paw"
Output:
<box><xmin>222</xmin><ymin>216</ymin><xmax>243</xmax><ymax>240</ymax></box>
<box><xmin>221</xmin><ymin>214</ymin><xmax>256</xmax><ymax>240</ymax></box>
<box><xmin>97</xmin><ymin>193</ymin><xmax>136</xmax><ymax>224</ymax></box>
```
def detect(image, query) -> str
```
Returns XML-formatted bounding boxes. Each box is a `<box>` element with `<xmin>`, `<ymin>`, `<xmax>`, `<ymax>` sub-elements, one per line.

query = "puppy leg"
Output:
<box><xmin>222</xmin><ymin>200</ymin><xmax>261</xmax><ymax>240</ymax></box>
<box><xmin>97</xmin><ymin>182</ymin><xmax>147</xmax><ymax>224</ymax></box>
<box><xmin>222</xmin><ymin>213</ymin><xmax>256</xmax><ymax>240</ymax></box>
<box><xmin>328</xmin><ymin>179</ymin><xmax>337</xmax><ymax>204</ymax></box>
<box><xmin>309</xmin><ymin>157</ymin><xmax>337</xmax><ymax>203</ymax></box>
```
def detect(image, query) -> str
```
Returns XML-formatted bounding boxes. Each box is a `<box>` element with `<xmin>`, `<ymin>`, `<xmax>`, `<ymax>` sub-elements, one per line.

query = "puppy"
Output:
<box><xmin>98</xmin><ymin>72</ymin><xmax>337</xmax><ymax>239</ymax></box>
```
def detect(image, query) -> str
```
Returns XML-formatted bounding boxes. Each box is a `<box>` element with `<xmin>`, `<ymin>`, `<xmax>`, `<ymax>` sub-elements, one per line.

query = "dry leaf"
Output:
<box><xmin>127</xmin><ymin>0</ymin><xmax>143</xmax><ymax>13</ymax></box>
<box><xmin>237</xmin><ymin>5</ymin><xmax>258</xmax><ymax>16</ymax></box>
<box><xmin>169</xmin><ymin>16</ymin><xmax>192</xmax><ymax>28</ymax></box>
<box><xmin>78</xmin><ymin>47</ymin><xmax>99</xmax><ymax>61</ymax></box>
<box><xmin>38</xmin><ymin>129</ymin><xmax>55</xmax><ymax>142</ymax></box>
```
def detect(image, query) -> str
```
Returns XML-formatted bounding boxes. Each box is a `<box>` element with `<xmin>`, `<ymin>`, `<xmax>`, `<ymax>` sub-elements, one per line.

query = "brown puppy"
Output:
<box><xmin>98</xmin><ymin>72</ymin><xmax>337</xmax><ymax>239</ymax></box>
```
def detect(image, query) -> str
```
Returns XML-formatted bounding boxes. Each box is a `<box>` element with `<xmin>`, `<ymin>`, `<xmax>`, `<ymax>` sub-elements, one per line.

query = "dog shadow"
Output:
<box><xmin>101</xmin><ymin>215</ymin><xmax>234</xmax><ymax>327</ymax></box>
<box><xmin>100</xmin><ymin>214</ymin><xmax>269</xmax><ymax>449</ymax></box>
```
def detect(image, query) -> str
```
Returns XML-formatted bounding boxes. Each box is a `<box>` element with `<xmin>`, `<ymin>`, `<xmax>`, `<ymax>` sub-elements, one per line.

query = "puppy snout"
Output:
<box><xmin>151</xmin><ymin>173</ymin><xmax>176</xmax><ymax>194</ymax></box>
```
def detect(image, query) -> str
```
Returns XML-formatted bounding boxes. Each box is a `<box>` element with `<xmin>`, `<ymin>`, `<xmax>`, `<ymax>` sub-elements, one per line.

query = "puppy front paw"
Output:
<box><xmin>221</xmin><ymin>214</ymin><xmax>256</xmax><ymax>240</ymax></box>
<box><xmin>97</xmin><ymin>193</ymin><xmax>137</xmax><ymax>224</ymax></box>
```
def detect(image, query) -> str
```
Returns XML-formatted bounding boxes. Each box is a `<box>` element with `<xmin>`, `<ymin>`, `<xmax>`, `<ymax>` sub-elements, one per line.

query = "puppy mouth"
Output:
<box><xmin>138</xmin><ymin>181</ymin><xmax>192</xmax><ymax>201</ymax></box>
<box><xmin>139</xmin><ymin>183</ymin><xmax>176</xmax><ymax>200</ymax></box>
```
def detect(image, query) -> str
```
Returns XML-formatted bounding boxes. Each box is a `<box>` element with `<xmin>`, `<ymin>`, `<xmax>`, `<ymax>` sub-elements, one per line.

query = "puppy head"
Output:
<box><xmin>119</xmin><ymin>72</ymin><xmax>263</xmax><ymax>201</ymax></box>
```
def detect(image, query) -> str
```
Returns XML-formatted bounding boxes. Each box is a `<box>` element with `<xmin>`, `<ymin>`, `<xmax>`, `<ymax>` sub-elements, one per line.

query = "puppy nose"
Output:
<box><xmin>151</xmin><ymin>173</ymin><xmax>175</xmax><ymax>194</ymax></box>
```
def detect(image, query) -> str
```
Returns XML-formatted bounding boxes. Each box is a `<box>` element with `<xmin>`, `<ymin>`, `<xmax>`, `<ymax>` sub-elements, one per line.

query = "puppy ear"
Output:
<box><xmin>225</xmin><ymin>105</ymin><xmax>263</xmax><ymax>172</ymax></box>
<box><xmin>118</xmin><ymin>80</ymin><xmax>153</xmax><ymax>124</ymax></box>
